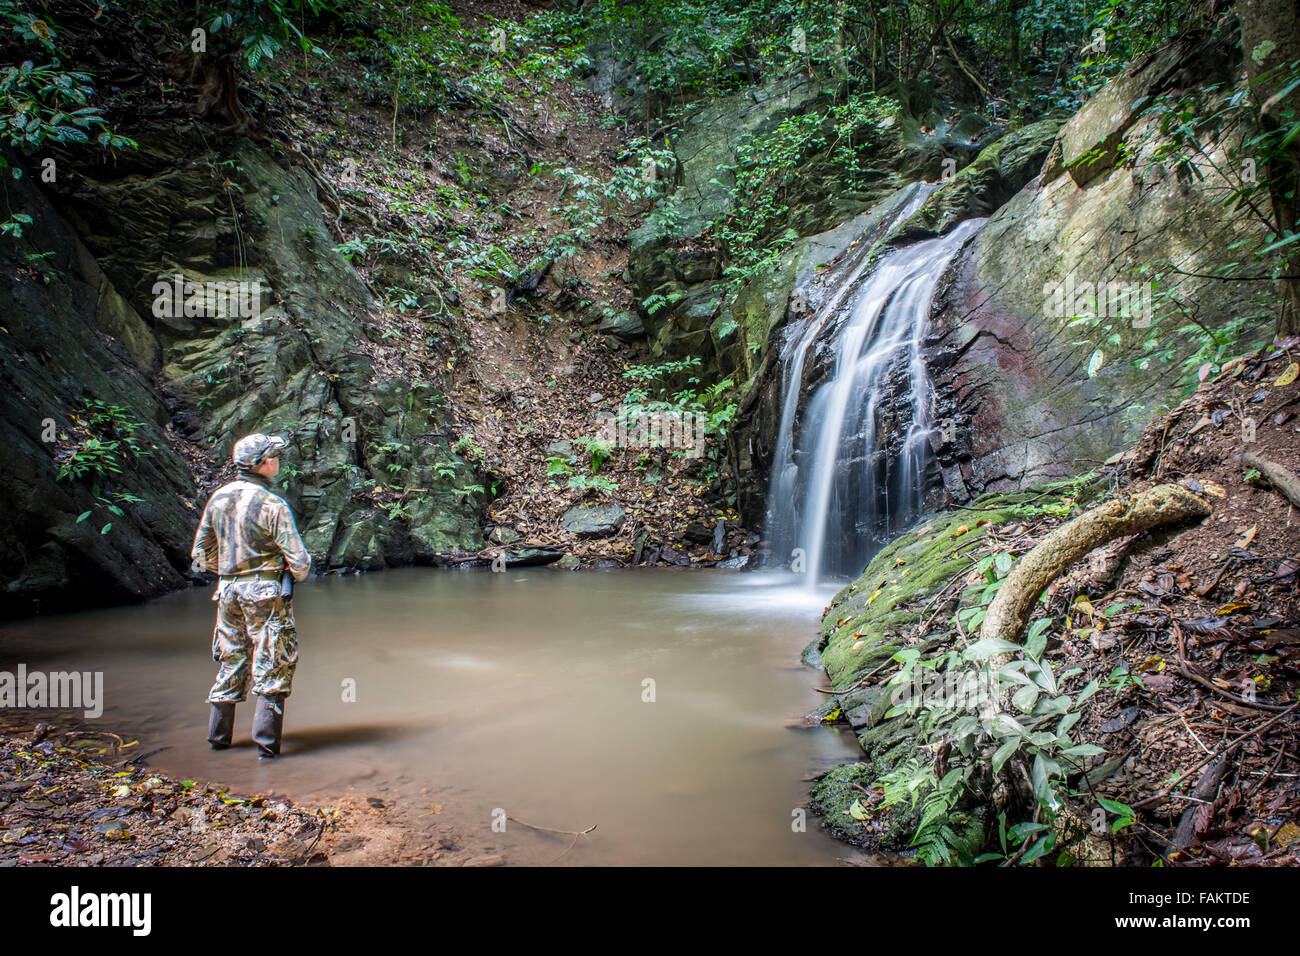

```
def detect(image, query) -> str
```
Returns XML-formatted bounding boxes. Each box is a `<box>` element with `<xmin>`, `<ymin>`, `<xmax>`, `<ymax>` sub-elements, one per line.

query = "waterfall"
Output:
<box><xmin>763</xmin><ymin>183</ymin><xmax>936</xmax><ymax>561</ymax></box>
<box><xmin>764</xmin><ymin>207</ymin><xmax>986</xmax><ymax>584</ymax></box>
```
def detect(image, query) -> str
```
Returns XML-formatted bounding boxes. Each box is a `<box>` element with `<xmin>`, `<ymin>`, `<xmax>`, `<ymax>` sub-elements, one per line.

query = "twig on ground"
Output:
<box><xmin>1132</xmin><ymin>704</ymin><xmax>1298</xmax><ymax>809</ymax></box>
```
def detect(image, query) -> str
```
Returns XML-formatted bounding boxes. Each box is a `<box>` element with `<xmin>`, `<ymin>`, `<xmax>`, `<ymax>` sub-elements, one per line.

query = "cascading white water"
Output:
<box><xmin>763</xmin><ymin>183</ymin><xmax>936</xmax><ymax>560</ymax></box>
<box><xmin>765</xmin><ymin>210</ymin><xmax>986</xmax><ymax>585</ymax></box>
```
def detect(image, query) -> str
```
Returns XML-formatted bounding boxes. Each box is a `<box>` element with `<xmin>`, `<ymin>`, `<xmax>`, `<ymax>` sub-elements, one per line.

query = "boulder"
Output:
<box><xmin>926</xmin><ymin>27</ymin><xmax>1268</xmax><ymax>498</ymax></box>
<box><xmin>561</xmin><ymin>504</ymin><xmax>626</xmax><ymax>538</ymax></box>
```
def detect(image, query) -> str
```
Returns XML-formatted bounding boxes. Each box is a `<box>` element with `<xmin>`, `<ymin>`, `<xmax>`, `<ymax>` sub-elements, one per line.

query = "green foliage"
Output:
<box><xmin>56</xmin><ymin>400</ymin><xmax>153</xmax><ymax>533</ymax></box>
<box><xmin>189</xmin><ymin>0</ymin><xmax>330</xmax><ymax>71</ymax></box>
<box><xmin>544</xmin><ymin>455</ymin><xmax>574</xmax><ymax>477</ymax></box>
<box><xmin>574</xmin><ymin>0</ymin><xmax>1197</xmax><ymax>124</ymax></box>
<box><xmin>710</xmin><ymin>92</ymin><xmax>896</xmax><ymax>293</ymax></box>
<box><xmin>0</xmin><ymin>61</ymin><xmax>124</xmax><ymax>153</ymax></box>
<box><xmin>381</xmin><ymin>499</ymin><xmax>412</xmax><ymax>520</ymax></box>
<box><xmin>572</xmin><ymin>435</ymin><xmax>612</xmax><ymax>474</ymax></box>
<box><xmin>0</xmin><ymin>4</ymin><xmax>136</xmax><ymax>210</ymax></box>
<box><xmin>875</xmin><ymin>579</ymin><xmax>1103</xmax><ymax>865</ymax></box>
<box><xmin>548</xmin><ymin>140</ymin><xmax>672</xmax><ymax>247</ymax></box>
<box><xmin>566</xmin><ymin>474</ymin><xmax>618</xmax><ymax>495</ymax></box>
<box><xmin>621</xmin><ymin>356</ymin><xmax>738</xmax><ymax>446</ymax></box>
<box><xmin>453</xmin><ymin>434</ymin><xmax>484</xmax><ymax>463</ymax></box>
<box><xmin>373</xmin><ymin>1</ymin><xmax>460</xmax><ymax>115</ymax></box>
<box><xmin>56</xmin><ymin>400</ymin><xmax>149</xmax><ymax>483</ymax></box>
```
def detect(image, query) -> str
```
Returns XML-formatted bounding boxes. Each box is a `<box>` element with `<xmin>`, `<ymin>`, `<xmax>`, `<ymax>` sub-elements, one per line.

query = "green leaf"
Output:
<box><xmin>75</xmin><ymin>511</ymin><xmax>91</xmax><ymax>523</ymax></box>
<box><xmin>1007</xmin><ymin>821</ymin><xmax>1049</xmax><ymax>842</ymax></box>
<box><xmin>1025</xmin><ymin>617</ymin><xmax>1052</xmax><ymax>661</ymax></box>
<box><xmin>1097</xmin><ymin>797</ymin><xmax>1131</xmax><ymax>815</ymax></box>
<box><xmin>1012</xmin><ymin>683</ymin><xmax>1039</xmax><ymax>712</ymax></box>
<box><xmin>1062</xmin><ymin>743</ymin><xmax>1104</xmax><ymax>758</ymax></box>
<box><xmin>994</xmin><ymin>551</ymin><xmax>1012</xmax><ymax>577</ymax></box>
<box><xmin>1032</xmin><ymin>659</ymin><xmax>1058</xmax><ymax>695</ymax></box>
<box><xmin>1258</xmin><ymin>230</ymin><xmax>1300</xmax><ymax>255</ymax></box>
<box><xmin>1021</xmin><ymin>832</ymin><xmax>1055</xmax><ymax>864</ymax></box>
<box><xmin>992</xmin><ymin>737</ymin><xmax>1020</xmax><ymax>773</ymax></box>
<box><xmin>963</xmin><ymin>638</ymin><xmax>1021</xmax><ymax>660</ymax></box>
<box><xmin>1032</xmin><ymin>754</ymin><xmax>1062</xmax><ymax>810</ymax></box>
<box><xmin>990</xmin><ymin>713</ymin><xmax>1027</xmax><ymax>738</ymax></box>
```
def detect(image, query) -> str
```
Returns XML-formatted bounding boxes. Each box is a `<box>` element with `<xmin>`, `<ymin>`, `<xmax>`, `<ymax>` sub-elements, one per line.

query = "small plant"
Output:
<box><xmin>544</xmin><ymin>456</ymin><xmax>574</xmax><ymax>477</ymax></box>
<box><xmin>567</xmin><ymin>474</ymin><xmax>617</xmax><ymax>496</ymax></box>
<box><xmin>381</xmin><ymin>500</ymin><xmax>413</xmax><ymax>521</ymax></box>
<box><xmin>454</xmin><ymin>434</ymin><xmax>484</xmax><ymax>462</ymax></box>
<box><xmin>56</xmin><ymin>399</ymin><xmax>149</xmax><ymax>483</ymax></box>
<box><xmin>572</xmin><ymin>435</ymin><xmax>612</xmax><ymax>473</ymax></box>
<box><xmin>1099</xmin><ymin>665</ymin><xmax>1144</xmax><ymax>692</ymax></box>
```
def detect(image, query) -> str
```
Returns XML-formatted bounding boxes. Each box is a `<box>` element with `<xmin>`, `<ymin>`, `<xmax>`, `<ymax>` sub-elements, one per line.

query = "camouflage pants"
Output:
<box><xmin>208</xmin><ymin>578</ymin><xmax>298</xmax><ymax>703</ymax></box>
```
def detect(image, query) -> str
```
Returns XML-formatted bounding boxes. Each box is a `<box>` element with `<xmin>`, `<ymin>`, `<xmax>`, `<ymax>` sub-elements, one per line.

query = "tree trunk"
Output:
<box><xmin>189</xmin><ymin>53</ymin><xmax>261</xmax><ymax>138</ymax></box>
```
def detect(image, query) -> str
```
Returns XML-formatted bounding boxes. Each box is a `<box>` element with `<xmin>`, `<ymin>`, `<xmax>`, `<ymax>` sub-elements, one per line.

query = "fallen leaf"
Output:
<box><xmin>1142</xmin><ymin>673</ymin><xmax>1175</xmax><ymax>694</ymax></box>
<box><xmin>1136</xmin><ymin>655</ymin><xmax>1164</xmax><ymax>673</ymax></box>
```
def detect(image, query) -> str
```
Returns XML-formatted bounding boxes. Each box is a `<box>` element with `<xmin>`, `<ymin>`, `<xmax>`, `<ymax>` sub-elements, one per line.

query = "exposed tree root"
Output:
<box><xmin>1243</xmin><ymin>451</ymin><xmax>1300</xmax><ymax>509</ymax></box>
<box><xmin>980</xmin><ymin>483</ymin><xmax>1214</xmax><ymax>652</ymax></box>
<box><xmin>979</xmin><ymin>483</ymin><xmax>1216</xmax><ymax>833</ymax></box>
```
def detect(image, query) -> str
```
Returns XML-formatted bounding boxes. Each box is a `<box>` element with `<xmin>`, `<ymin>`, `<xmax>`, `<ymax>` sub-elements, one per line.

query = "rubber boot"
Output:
<box><xmin>207</xmin><ymin>702</ymin><xmax>236</xmax><ymax>750</ymax></box>
<box><xmin>252</xmin><ymin>694</ymin><xmax>285</xmax><ymax>759</ymax></box>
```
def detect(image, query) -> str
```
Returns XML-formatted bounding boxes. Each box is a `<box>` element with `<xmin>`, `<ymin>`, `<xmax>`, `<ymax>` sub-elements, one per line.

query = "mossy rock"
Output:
<box><xmin>810</xmin><ymin>481</ymin><xmax>1102</xmax><ymax>855</ymax></box>
<box><xmin>809</xmin><ymin>763</ymin><xmax>876</xmax><ymax>845</ymax></box>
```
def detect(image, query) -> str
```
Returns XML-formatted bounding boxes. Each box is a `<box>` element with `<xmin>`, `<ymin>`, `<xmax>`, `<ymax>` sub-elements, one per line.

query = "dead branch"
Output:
<box><xmin>1243</xmin><ymin>451</ymin><xmax>1300</xmax><ymax>508</ymax></box>
<box><xmin>1132</xmin><ymin>703</ymin><xmax>1298</xmax><ymax>810</ymax></box>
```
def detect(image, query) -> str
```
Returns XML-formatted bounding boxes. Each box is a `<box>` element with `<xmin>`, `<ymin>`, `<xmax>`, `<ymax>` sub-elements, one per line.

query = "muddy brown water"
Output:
<box><xmin>0</xmin><ymin>568</ymin><xmax>867</xmax><ymax>865</ymax></box>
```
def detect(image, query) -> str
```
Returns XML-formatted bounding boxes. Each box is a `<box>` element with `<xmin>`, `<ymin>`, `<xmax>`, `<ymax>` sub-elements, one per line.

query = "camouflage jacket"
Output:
<box><xmin>191</xmin><ymin>473</ymin><xmax>311</xmax><ymax>581</ymax></box>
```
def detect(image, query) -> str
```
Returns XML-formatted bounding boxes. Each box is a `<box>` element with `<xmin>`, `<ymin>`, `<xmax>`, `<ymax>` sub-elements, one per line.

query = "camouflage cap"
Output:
<box><xmin>232</xmin><ymin>433</ymin><xmax>287</xmax><ymax>469</ymax></box>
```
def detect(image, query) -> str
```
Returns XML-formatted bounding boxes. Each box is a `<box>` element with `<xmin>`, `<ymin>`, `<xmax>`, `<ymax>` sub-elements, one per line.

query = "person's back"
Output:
<box><xmin>194</xmin><ymin>474</ymin><xmax>311</xmax><ymax>582</ymax></box>
<box><xmin>191</xmin><ymin>433</ymin><xmax>310</xmax><ymax>758</ymax></box>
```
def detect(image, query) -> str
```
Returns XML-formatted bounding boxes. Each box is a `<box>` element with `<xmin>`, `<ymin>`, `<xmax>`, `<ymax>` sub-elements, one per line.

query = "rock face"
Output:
<box><xmin>626</xmin><ymin>76</ymin><xmax>980</xmax><ymax>395</ymax></box>
<box><xmin>627</xmin><ymin>76</ymin><xmax>826</xmax><ymax>384</ymax></box>
<box><xmin>561</xmin><ymin>504</ymin><xmax>626</xmax><ymax>538</ymax></box>
<box><xmin>895</xmin><ymin>118</ymin><xmax>1061</xmax><ymax>237</ymax></box>
<box><xmin>725</xmin><ymin>26</ymin><xmax>1271</xmax><ymax>538</ymax></box>
<box><xmin>1</xmin><ymin>125</ymin><xmax>484</xmax><ymax>616</ymax></box>
<box><xmin>925</xmin><ymin>27</ymin><xmax>1270</xmax><ymax>500</ymax></box>
<box><xmin>0</xmin><ymin>171</ymin><xmax>197</xmax><ymax>616</ymax></box>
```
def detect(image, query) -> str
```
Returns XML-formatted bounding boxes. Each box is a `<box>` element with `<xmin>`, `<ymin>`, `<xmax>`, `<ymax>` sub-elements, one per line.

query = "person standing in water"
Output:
<box><xmin>191</xmin><ymin>433</ymin><xmax>311</xmax><ymax>758</ymax></box>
